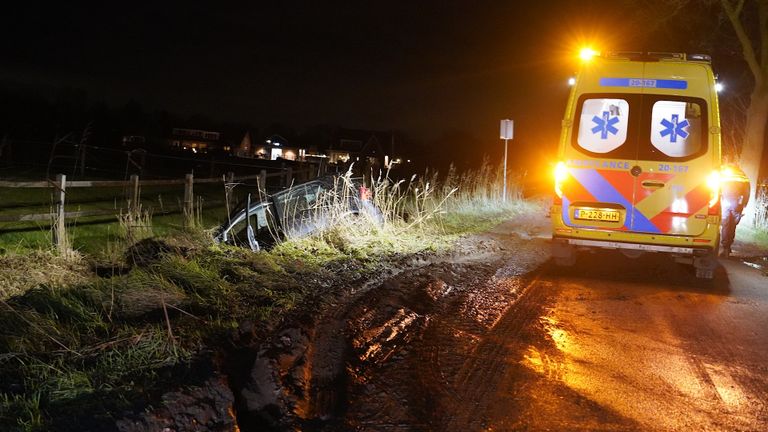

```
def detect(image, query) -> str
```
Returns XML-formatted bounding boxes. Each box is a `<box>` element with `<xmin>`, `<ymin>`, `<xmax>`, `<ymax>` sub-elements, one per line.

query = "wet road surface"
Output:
<box><xmin>493</xmin><ymin>253</ymin><xmax>768</xmax><ymax>431</ymax></box>
<box><xmin>244</xmin><ymin>218</ymin><xmax>768</xmax><ymax>431</ymax></box>
<box><xmin>331</xmin><ymin>244</ymin><xmax>768</xmax><ymax>431</ymax></box>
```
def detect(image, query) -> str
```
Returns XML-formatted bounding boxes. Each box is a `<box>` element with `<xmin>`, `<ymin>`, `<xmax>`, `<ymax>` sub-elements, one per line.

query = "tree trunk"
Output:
<box><xmin>738</xmin><ymin>84</ymin><xmax>768</xmax><ymax>224</ymax></box>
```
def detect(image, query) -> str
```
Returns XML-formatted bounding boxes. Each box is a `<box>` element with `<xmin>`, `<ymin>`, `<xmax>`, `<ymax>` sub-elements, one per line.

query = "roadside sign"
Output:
<box><xmin>500</xmin><ymin>119</ymin><xmax>514</xmax><ymax>140</ymax></box>
<box><xmin>500</xmin><ymin>119</ymin><xmax>513</xmax><ymax>202</ymax></box>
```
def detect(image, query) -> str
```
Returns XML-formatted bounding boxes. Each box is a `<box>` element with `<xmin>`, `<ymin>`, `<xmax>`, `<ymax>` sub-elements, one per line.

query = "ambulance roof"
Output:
<box><xmin>575</xmin><ymin>53</ymin><xmax>716</xmax><ymax>99</ymax></box>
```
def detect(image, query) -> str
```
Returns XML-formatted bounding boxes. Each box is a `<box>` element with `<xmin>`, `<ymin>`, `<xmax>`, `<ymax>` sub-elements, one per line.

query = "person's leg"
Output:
<box><xmin>721</xmin><ymin>210</ymin><xmax>736</xmax><ymax>257</ymax></box>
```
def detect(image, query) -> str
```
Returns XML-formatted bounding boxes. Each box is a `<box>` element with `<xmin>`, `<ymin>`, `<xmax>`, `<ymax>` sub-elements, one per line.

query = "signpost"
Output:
<box><xmin>500</xmin><ymin>119</ymin><xmax>514</xmax><ymax>202</ymax></box>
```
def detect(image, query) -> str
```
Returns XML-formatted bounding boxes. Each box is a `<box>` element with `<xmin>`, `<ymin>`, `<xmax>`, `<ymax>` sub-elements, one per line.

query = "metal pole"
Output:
<box><xmin>503</xmin><ymin>138</ymin><xmax>508</xmax><ymax>202</ymax></box>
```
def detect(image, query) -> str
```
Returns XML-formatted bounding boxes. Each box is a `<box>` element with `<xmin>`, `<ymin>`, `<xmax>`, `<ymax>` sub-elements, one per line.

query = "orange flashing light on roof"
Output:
<box><xmin>579</xmin><ymin>47</ymin><xmax>599</xmax><ymax>62</ymax></box>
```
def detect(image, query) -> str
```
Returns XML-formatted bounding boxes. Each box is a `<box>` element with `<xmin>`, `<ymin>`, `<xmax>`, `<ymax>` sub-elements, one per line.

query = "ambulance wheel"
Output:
<box><xmin>693</xmin><ymin>248</ymin><xmax>718</xmax><ymax>280</ymax></box>
<box><xmin>695</xmin><ymin>267</ymin><xmax>714</xmax><ymax>280</ymax></box>
<box><xmin>552</xmin><ymin>240</ymin><xmax>576</xmax><ymax>267</ymax></box>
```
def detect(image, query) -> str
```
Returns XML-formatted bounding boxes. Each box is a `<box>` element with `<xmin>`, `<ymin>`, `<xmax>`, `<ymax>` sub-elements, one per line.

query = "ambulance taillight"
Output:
<box><xmin>706</xmin><ymin>169</ymin><xmax>721</xmax><ymax>214</ymax></box>
<box><xmin>554</xmin><ymin>161</ymin><xmax>568</xmax><ymax>202</ymax></box>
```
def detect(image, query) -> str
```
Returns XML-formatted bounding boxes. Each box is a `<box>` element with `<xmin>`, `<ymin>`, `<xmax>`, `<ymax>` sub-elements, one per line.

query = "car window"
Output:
<box><xmin>648</xmin><ymin>99</ymin><xmax>704</xmax><ymax>158</ymax></box>
<box><xmin>223</xmin><ymin>202</ymin><xmax>272</xmax><ymax>247</ymax></box>
<box><xmin>274</xmin><ymin>184</ymin><xmax>327</xmax><ymax>220</ymax></box>
<box><xmin>576</xmin><ymin>98</ymin><xmax>630</xmax><ymax>154</ymax></box>
<box><xmin>304</xmin><ymin>183</ymin><xmax>326</xmax><ymax>207</ymax></box>
<box><xmin>251</xmin><ymin>204</ymin><xmax>270</xmax><ymax>229</ymax></box>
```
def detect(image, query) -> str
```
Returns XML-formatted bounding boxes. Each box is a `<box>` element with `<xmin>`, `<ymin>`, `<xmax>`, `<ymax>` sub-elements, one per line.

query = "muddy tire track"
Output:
<box><xmin>235</xmin><ymin>221</ymin><xmax>551</xmax><ymax>431</ymax></box>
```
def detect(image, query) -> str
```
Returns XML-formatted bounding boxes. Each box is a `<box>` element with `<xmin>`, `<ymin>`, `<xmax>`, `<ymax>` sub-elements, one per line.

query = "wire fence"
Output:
<box><xmin>0</xmin><ymin>166</ymin><xmax>320</xmax><ymax>252</ymax></box>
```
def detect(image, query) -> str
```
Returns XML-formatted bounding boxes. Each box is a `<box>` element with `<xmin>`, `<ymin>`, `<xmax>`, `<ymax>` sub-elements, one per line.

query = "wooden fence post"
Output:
<box><xmin>129</xmin><ymin>174</ymin><xmax>140</xmax><ymax>214</ymax></box>
<box><xmin>183</xmin><ymin>173</ymin><xmax>194</xmax><ymax>228</ymax></box>
<box><xmin>224</xmin><ymin>171</ymin><xmax>235</xmax><ymax>218</ymax></box>
<box><xmin>319</xmin><ymin>159</ymin><xmax>327</xmax><ymax>176</ymax></box>
<box><xmin>286</xmin><ymin>167</ymin><xmax>293</xmax><ymax>187</ymax></box>
<box><xmin>259</xmin><ymin>169</ymin><xmax>267</xmax><ymax>192</ymax></box>
<box><xmin>53</xmin><ymin>173</ymin><xmax>67</xmax><ymax>253</ymax></box>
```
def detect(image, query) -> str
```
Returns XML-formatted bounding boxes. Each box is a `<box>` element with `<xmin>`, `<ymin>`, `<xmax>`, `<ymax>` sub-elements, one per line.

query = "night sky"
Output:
<box><xmin>0</xmin><ymin>1</ymin><xmax>742</xmax><ymax>168</ymax></box>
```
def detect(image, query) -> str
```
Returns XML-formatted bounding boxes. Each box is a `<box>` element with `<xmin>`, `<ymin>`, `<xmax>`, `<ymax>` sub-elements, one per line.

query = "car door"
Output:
<box><xmin>562</xmin><ymin>94</ymin><xmax>640</xmax><ymax>231</ymax></box>
<box><xmin>631</xmin><ymin>95</ymin><xmax>710</xmax><ymax>235</ymax></box>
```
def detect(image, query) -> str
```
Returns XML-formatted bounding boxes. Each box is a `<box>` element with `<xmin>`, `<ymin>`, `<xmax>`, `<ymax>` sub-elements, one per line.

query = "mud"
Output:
<box><xmin>115</xmin><ymin>205</ymin><xmax>768</xmax><ymax>431</ymax></box>
<box><xmin>116</xmin><ymin>375</ymin><xmax>237</xmax><ymax>432</ymax></box>
<box><xmin>236</xmin><ymin>215</ymin><xmax>551</xmax><ymax>431</ymax></box>
<box><xmin>234</xmin><ymin>208</ymin><xmax>768</xmax><ymax>431</ymax></box>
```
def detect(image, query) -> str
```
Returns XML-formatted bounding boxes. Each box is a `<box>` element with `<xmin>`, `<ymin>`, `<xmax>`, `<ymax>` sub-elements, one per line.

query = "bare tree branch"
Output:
<box><xmin>721</xmin><ymin>0</ymin><xmax>763</xmax><ymax>84</ymax></box>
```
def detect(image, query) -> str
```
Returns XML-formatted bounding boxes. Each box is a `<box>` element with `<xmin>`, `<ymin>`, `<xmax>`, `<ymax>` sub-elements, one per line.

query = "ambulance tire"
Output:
<box><xmin>552</xmin><ymin>240</ymin><xmax>576</xmax><ymax>267</ymax></box>
<box><xmin>694</xmin><ymin>247</ymin><xmax>718</xmax><ymax>280</ymax></box>
<box><xmin>695</xmin><ymin>267</ymin><xmax>714</xmax><ymax>280</ymax></box>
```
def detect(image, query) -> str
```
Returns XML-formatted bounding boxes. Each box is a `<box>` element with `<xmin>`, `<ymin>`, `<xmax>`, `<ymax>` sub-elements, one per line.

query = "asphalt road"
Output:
<box><xmin>332</xmin><ymin>234</ymin><xmax>768</xmax><ymax>431</ymax></box>
<box><xmin>487</xmin><ymin>252</ymin><xmax>768</xmax><ymax>431</ymax></box>
<box><xmin>247</xmin><ymin>213</ymin><xmax>768</xmax><ymax>431</ymax></box>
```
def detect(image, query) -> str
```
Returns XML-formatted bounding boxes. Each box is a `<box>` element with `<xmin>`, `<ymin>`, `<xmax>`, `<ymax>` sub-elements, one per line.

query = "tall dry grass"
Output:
<box><xmin>118</xmin><ymin>204</ymin><xmax>154</xmax><ymax>244</ymax></box>
<box><xmin>275</xmin><ymin>161</ymin><xmax>530</xmax><ymax>256</ymax></box>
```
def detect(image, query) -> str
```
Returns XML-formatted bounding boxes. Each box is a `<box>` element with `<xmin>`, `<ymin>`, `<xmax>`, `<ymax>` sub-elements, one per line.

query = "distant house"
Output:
<box><xmin>169</xmin><ymin>128</ymin><xmax>230</xmax><ymax>154</ymax></box>
<box><xmin>327</xmin><ymin>130</ymin><xmax>390</xmax><ymax>167</ymax></box>
<box><xmin>232</xmin><ymin>127</ymin><xmax>409</xmax><ymax>168</ymax></box>
<box><xmin>250</xmin><ymin>134</ymin><xmax>307</xmax><ymax>161</ymax></box>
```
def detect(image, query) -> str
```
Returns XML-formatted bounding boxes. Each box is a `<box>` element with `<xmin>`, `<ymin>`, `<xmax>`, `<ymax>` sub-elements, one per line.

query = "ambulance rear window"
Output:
<box><xmin>576</xmin><ymin>98</ymin><xmax>630</xmax><ymax>154</ymax></box>
<box><xmin>645</xmin><ymin>98</ymin><xmax>706</xmax><ymax>160</ymax></box>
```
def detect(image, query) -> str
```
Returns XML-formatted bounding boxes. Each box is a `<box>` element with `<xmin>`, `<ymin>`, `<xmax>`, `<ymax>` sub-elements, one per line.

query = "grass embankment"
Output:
<box><xmin>0</xmin><ymin>164</ymin><xmax>538</xmax><ymax>431</ymax></box>
<box><xmin>736</xmin><ymin>188</ymin><xmax>768</xmax><ymax>249</ymax></box>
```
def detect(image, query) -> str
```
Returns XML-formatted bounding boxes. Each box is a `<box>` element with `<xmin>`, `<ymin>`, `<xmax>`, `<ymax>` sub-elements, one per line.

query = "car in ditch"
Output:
<box><xmin>215</xmin><ymin>176</ymin><xmax>382</xmax><ymax>251</ymax></box>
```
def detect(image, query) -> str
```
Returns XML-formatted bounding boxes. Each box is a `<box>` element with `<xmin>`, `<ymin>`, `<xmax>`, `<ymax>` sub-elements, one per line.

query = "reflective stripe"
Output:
<box><xmin>561</xmin><ymin>196</ymin><xmax>573</xmax><ymax>225</ymax></box>
<box><xmin>569</xmin><ymin>168</ymin><xmax>660</xmax><ymax>233</ymax></box>
<box><xmin>599</xmin><ymin>78</ymin><xmax>688</xmax><ymax>89</ymax></box>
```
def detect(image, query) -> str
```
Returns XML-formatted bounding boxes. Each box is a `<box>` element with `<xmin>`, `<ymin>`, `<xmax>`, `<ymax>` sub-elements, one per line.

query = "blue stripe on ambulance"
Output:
<box><xmin>561</xmin><ymin>196</ymin><xmax>573</xmax><ymax>225</ymax></box>
<box><xmin>569</xmin><ymin>169</ymin><xmax>661</xmax><ymax>233</ymax></box>
<box><xmin>599</xmin><ymin>77</ymin><xmax>688</xmax><ymax>89</ymax></box>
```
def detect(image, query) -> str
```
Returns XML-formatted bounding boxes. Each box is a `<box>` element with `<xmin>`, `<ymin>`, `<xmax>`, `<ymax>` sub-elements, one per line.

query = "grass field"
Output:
<box><xmin>0</xmin><ymin>183</ymin><xmax>255</xmax><ymax>255</ymax></box>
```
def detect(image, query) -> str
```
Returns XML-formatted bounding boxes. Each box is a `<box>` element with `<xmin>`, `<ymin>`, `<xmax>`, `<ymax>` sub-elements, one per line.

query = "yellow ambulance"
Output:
<box><xmin>551</xmin><ymin>51</ymin><xmax>722</xmax><ymax>279</ymax></box>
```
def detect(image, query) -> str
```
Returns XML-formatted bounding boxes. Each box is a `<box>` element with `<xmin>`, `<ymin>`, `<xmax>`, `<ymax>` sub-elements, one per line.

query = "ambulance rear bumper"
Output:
<box><xmin>556</xmin><ymin>238</ymin><xmax>699</xmax><ymax>255</ymax></box>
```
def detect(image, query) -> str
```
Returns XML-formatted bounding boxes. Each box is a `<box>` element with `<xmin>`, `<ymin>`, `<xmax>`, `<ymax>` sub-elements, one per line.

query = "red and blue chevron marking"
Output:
<box><xmin>562</xmin><ymin>168</ymin><xmax>661</xmax><ymax>233</ymax></box>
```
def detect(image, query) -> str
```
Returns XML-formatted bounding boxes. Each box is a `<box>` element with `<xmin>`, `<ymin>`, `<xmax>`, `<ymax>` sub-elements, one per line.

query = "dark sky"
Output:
<box><xmin>0</xmin><ymin>1</ymin><xmax>734</xmax><ymax>164</ymax></box>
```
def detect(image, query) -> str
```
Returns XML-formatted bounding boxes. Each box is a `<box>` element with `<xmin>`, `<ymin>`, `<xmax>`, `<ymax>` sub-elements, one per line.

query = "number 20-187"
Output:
<box><xmin>658</xmin><ymin>164</ymin><xmax>688</xmax><ymax>173</ymax></box>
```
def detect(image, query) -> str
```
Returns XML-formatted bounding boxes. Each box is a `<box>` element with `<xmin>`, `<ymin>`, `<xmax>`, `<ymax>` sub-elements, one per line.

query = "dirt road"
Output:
<box><xmin>241</xmin><ymin>219</ymin><xmax>768</xmax><ymax>431</ymax></box>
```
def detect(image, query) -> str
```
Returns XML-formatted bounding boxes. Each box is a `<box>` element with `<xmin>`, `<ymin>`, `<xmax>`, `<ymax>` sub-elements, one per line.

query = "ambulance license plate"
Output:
<box><xmin>574</xmin><ymin>208</ymin><xmax>620</xmax><ymax>222</ymax></box>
